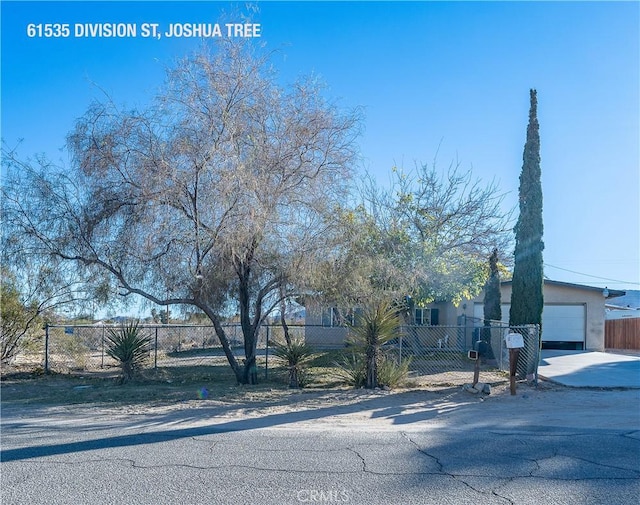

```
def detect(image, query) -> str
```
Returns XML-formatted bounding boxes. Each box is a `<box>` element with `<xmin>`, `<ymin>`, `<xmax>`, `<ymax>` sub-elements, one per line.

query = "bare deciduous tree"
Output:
<box><xmin>2</xmin><ymin>39</ymin><xmax>361</xmax><ymax>383</ymax></box>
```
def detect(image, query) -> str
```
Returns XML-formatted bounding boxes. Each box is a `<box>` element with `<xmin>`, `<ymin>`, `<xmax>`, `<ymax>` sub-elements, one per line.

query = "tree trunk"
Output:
<box><xmin>203</xmin><ymin>307</ymin><xmax>245</xmax><ymax>383</ymax></box>
<box><xmin>279</xmin><ymin>292</ymin><xmax>292</xmax><ymax>347</ymax></box>
<box><xmin>121</xmin><ymin>360</ymin><xmax>134</xmax><ymax>383</ymax></box>
<box><xmin>237</xmin><ymin>256</ymin><xmax>261</xmax><ymax>385</ymax></box>
<box><xmin>240</xmin><ymin>322</ymin><xmax>259</xmax><ymax>385</ymax></box>
<box><xmin>243</xmin><ymin>354</ymin><xmax>258</xmax><ymax>384</ymax></box>
<box><xmin>480</xmin><ymin>324</ymin><xmax>496</xmax><ymax>362</ymax></box>
<box><xmin>289</xmin><ymin>367</ymin><xmax>299</xmax><ymax>389</ymax></box>
<box><xmin>365</xmin><ymin>342</ymin><xmax>377</xmax><ymax>389</ymax></box>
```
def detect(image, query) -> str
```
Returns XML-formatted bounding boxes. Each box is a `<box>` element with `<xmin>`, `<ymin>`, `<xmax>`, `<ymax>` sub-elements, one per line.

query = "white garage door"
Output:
<box><xmin>540</xmin><ymin>304</ymin><xmax>585</xmax><ymax>343</ymax></box>
<box><xmin>473</xmin><ymin>303</ymin><xmax>585</xmax><ymax>343</ymax></box>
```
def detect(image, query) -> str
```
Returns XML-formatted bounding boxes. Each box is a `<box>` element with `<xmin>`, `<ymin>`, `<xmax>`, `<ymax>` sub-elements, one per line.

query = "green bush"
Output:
<box><xmin>1</xmin><ymin>277</ymin><xmax>42</xmax><ymax>364</ymax></box>
<box><xmin>106</xmin><ymin>321</ymin><xmax>151</xmax><ymax>383</ymax></box>
<box><xmin>54</xmin><ymin>332</ymin><xmax>90</xmax><ymax>370</ymax></box>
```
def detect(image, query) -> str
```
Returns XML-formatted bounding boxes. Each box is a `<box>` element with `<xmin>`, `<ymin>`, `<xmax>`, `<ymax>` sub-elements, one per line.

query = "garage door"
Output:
<box><xmin>473</xmin><ymin>303</ymin><xmax>585</xmax><ymax>343</ymax></box>
<box><xmin>540</xmin><ymin>304</ymin><xmax>585</xmax><ymax>343</ymax></box>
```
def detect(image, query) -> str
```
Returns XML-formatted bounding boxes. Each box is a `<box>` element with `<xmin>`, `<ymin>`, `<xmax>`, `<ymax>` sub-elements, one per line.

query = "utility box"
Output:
<box><xmin>505</xmin><ymin>332</ymin><xmax>525</xmax><ymax>349</ymax></box>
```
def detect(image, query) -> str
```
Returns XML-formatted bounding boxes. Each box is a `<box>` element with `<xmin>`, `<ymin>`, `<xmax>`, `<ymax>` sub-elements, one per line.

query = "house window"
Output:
<box><xmin>415</xmin><ymin>308</ymin><xmax>439</xmax><ymax>326</ymax></box>
<box><xmin>321</xmin><ymin>307</ymin><xmax>338</xmax><ymax>327</ymax></box>
<box><xmin>346</xmin><ymin>307</ymin><xmax>364</xmax><ymax>326</ymax></box>
<box><xmin>321</xmin><ymin>307</ymin><xmax>363</xmax><ymax>327</ymax></box>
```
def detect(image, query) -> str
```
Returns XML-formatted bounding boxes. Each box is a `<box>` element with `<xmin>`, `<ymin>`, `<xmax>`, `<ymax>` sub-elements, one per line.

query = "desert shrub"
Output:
<box><xmin>106</xmin><ymin>321</ymin><xmax>151</xmax><ymax>383</ymax></box>
<box><xmin>334</xmin><ymin>351</ymin><xmax>410</xmax><ymax>389</ymax></box>
<box><xmin>271</xmin><ymin>338</ymin><xmax>317</xmax><ymax>388</ymax></box>
<box><xmin>347</xmin><ymin>301</ymin><xmax>402</xmax><ymax>389</ymax></box>
<box><xmin>333</xmin><ymin>351</ymin><xmax>367</xmax><ymax>388</ymax></box>
<box><xmin>377</xmin><ymin>354</ymin><xmax>411</xmax><ymax>388</ymax></box>
<box><xmin>54</xmin><ymin>332</ymin><xmax>91</xmax><ymax>370</ymax></box>
<box><xmin>1</xmin><ymin>279</ymin><xmax>42</xmax><ymax>364</ymax></box>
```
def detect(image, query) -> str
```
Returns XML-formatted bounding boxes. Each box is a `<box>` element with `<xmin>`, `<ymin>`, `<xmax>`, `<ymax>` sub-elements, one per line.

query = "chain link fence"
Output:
<box><xmin>387</xmin><ymin>323</ymin><xmax>541</xmax><ymax>385</ymax></box>
<box><xmin>12</xmin><ymin>322</ymin><xmax>539</xmax><ymax>386</ymax></box>
<box><xmin>38</xmin><ymin>323</ymin><xmax>301</xmax><ymax>374</ymax></box>
<box><xmin>303</xmin><ymin>322</ymin><xmax>541</xmax><ymax>385</ymax></box>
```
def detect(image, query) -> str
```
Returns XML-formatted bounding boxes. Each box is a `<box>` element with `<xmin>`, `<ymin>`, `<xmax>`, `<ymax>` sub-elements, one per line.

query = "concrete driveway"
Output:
<box><xmin>539</xmin><ymin>350</ymin><xmax>640</xmax><ymax>388</ymax></box>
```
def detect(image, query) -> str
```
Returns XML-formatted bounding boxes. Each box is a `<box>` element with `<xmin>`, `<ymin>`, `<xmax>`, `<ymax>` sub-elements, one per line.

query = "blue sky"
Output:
<box><xmin>2</xmin><ymin>1</ymin><xmax>639</xmax><ymax>297</ymax></box>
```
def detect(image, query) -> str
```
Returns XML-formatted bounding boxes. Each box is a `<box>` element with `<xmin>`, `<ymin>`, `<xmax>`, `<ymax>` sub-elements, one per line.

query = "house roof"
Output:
<box><xmin>605</xmin><ymin>290</ymin><xmax>640</xmax><ymax>309</ymax></box>
<box><xmin>500</xmin><ymin>279</ymin><xmax>625</xmax><ymax>299</ymax></box>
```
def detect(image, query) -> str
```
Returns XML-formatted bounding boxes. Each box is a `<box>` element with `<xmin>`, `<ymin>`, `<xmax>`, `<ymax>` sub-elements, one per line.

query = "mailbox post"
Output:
<box><xmin>468</xmin><ymin>348</ymin><xmax>480</xmax><ymax>386</ymax></box>
<box><xmin>505</xmin><ymin>332</ymin><xmax>525</xmax><ymax>395</ymax></box>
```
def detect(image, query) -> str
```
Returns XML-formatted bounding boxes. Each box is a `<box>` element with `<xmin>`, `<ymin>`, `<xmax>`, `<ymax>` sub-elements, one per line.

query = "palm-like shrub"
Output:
<box><xmin>377</xmin><ymin>355</ymin><xmax>411</xmax><ymax>389</ymax></box>
<box><xmin>333</xmin><ymin>351</ymin><xmax>366</xmax><ymax>388</ymax></box>
<box><xmin>106</xmin><ymin>321</ymin><xmax>150</xmax><ymax>383</ymax></box>
<box><xmin>271</xmin><ymin>338</ymin><xmax>317</xmax><ymax>388</ymax></box>
<box><xmin>334</xmin><ymin>351</ymin><xmax>410</xmax><ymax>389</ymax></box>
<box><xmin>348</xmin><ymin>301</ymin><xmax>402</xmax><ymax>389</ymax></box>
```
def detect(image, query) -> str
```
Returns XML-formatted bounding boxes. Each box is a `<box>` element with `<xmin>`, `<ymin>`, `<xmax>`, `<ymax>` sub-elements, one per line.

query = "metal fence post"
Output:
<box><xmin>101</xmin><ymin>325</ymin><xmax>105</xmax><ymax>368</ymax></box>
<box><xmin>264</xmin><ymin>325</ymin><xmax>269</xmax><ymax>380</ymax></box>
<box><xmin>44</xmin><ymin>324</ymin><xmax>50</xmax><ymax>374</ymax></box>
<box><xmin>154</xmin><ymin>327</ymin><xmax>158</xmax><ymax>370</ymax></box>
<box><xmin>531</xmin><ymin>324</ymin><xmax>540</xmax><ymax>386</ymax></box>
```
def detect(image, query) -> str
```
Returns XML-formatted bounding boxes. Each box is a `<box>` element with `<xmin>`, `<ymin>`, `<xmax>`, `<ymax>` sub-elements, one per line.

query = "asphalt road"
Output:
<box><xmin>2</xmin><ymin>386</ymin><xmax>639</xmax><ymax>505</ymax></box>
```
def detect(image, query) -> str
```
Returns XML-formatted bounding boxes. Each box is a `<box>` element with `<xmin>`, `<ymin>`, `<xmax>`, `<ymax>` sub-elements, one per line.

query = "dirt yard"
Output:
<box><xmin>3</xmin><ymin>361</ymin><xmax>638</xmax><ymax>435</ymax></box>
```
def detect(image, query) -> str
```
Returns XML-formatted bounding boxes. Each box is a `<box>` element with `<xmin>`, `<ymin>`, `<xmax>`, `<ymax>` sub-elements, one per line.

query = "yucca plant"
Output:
<box><xmin>333</xmin><ymin>351</ymin><xmax>367</xmax><ymax>388</ymax></box>
<box><xmin>377</xmin><ymin>355</ymin><xmax>411</xmax><ymax>389</ymax></box>
<box><xmin>348</xmin><ymin>301</ymin><xmax>402</xmax><ymax>389</ymax></box>
<box><xmin>335</xmin><ymin>352</ymin><xmax>410</xmax><ymax>389</ymax></box>
<box><xmin>106</xmin><ymin>321</ymin><xmax>151</xmax><ymax>383</ymax></box>
<box><xmin>271</xmin><ymin>338</ymin><xmax>317</xmax><ymax>388</ymax></box>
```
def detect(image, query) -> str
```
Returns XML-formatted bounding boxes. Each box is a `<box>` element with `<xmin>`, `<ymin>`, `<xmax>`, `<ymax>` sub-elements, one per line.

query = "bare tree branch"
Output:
<box><xmin>2</xmin><ymin>38</ymin><xmax>361</xmax><ymax>383</ymax></box>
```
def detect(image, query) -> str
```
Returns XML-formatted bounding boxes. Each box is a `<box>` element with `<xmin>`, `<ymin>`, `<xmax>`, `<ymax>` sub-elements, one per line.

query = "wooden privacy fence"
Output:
<box><xmin>605</xmin><ymin>317</ymin><xmax>640</xmax><ymax>350</ymax></box>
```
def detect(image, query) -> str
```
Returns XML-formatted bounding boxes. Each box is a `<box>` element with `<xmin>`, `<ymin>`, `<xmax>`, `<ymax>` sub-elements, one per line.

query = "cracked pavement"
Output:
<box><xmin>2</xmin><ymin>387</ymin><xmax>639</xmax><ymax>504</ymax></box>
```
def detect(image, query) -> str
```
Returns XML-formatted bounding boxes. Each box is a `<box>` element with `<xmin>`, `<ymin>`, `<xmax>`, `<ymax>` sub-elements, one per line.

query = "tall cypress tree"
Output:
<box><xmin>481</xmin><ymin>248</ymin><xmax>501</xmax><ymax>361</ymax></box>
<box><xmin>510</xmin><ymin>89</ymin><xmax>544</xmax><ymax>374</ymax></box>
<box><xmin>484</xmin><ymin>248</ymin><xmax>502</xmax><ymax>324</ymax></box>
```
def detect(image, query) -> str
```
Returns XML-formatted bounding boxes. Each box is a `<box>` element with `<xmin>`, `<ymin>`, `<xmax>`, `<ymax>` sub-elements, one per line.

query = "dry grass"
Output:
<box><xmin>1</xmin><ymin>349</ymin><xmax>515</xmax><ymax>409</ymax></box>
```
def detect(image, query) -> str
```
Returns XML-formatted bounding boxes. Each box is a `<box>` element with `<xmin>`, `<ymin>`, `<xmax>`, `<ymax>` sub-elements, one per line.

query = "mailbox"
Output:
<box><xmin>505</xmin><ymin>332</ymin><xmax>525</xmax><ymax>349</ymax></box>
